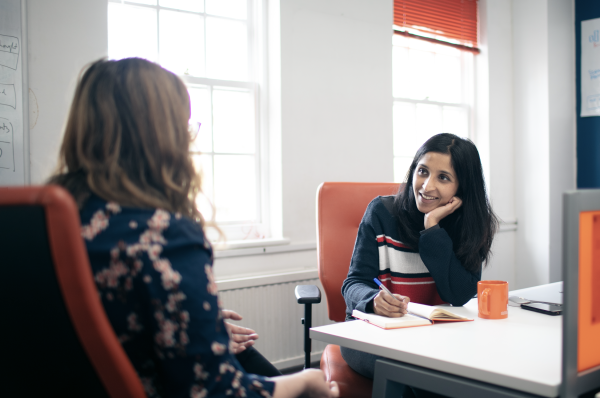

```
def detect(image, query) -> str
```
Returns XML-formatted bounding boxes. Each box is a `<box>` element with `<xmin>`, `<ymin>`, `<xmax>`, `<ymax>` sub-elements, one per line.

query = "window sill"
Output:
<box><xmin>216</xmin><ymin>268</ymin><xmax>319</xmax><ymax>290</ymax></box>
<box><xmin>213</xmin><ymin>239</ymin><xmax>316</xmax><ymax>258</ymax></box>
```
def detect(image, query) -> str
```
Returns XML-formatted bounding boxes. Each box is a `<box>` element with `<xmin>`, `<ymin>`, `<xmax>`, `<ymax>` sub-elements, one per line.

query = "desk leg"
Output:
<box><xmin>372</xmin><ymin>359</ymin><xmax>547</xmax><ymax>398</ymax></box>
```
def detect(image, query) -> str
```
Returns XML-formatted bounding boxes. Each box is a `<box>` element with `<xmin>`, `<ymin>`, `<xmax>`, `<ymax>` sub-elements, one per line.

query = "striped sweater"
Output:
<box><xmin>342</xmin><ymin>195</ymin><xmax>481</xmax><ymax>320</ymax></box>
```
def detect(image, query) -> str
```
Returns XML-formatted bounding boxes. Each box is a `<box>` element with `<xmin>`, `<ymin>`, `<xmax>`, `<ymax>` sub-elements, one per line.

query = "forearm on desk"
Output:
<box><xmin>342</xmin><ymin>279</ymin><xmax>379</xmax><ymax>314</ymax></box>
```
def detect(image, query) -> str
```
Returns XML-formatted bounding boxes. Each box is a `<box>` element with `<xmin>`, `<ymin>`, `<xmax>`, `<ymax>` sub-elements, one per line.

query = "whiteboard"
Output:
<box><xmin>580</xmin><ymin>18</ymin><xmax>600</xmax><ymax>117</ymax></box>
<box><xmin>0</xmin><ymin>0</ymin><xmax>29</xmax><ymax>186</ymax></box>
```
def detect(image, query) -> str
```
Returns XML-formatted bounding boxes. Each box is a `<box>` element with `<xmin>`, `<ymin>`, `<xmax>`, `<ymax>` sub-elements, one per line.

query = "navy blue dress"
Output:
<box><xmin>80</xmin><ymin>195</ymin><xmax>275</xmax><ymax>398</ymax></box>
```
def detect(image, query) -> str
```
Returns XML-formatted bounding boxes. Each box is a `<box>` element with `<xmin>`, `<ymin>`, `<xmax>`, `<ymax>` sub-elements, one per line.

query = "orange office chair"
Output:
<box><xmin>0</xmin><ymin>185</ymin><xmax>146</xmax><ymax>398</ymax></box>
<box><xmin>296</xmin><ymin>182</ymin><xmax>401</xmax><ymax>398</ymax></box>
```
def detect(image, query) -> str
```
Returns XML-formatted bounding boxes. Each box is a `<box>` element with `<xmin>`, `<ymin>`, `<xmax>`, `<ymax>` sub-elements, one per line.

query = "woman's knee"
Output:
<box><xmin>339</xmin><ymin>346</ymin><xmax>379</xmax><ymax>379</ymax></box>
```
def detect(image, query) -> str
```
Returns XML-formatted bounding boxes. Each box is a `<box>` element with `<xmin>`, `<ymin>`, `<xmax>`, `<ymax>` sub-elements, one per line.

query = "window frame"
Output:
<box><xmin>107</xmin><ymin>0</ymin><xmax>278</xmax><ymax>244</ymax></box>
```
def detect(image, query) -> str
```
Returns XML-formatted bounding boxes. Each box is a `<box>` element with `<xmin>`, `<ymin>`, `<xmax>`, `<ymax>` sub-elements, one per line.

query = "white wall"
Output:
<box><xmin>478</xmin><ymin>0</ymin><xmax>575</xmax><ymax>289</ymax></box>
<box><xmin>218</xmin><ymin>0</ymin><xmax>394</xmax><ymax>279</ymax></box>
<box><xmin>25</xmin><ymin>0</ymin><xmax>393</xmax><ymax>280</ymax></box>
<box><xmin>27</xmin><ymin>0</ymin><xmax>107</xmax><ymax>183</ymax></box>
<box><xmin>477</xmin><ymin>0</ymin><xmax>517</xmax><ymax>288</ymax></box>
<box><xmin>513</xmin><ymin>0</ymin><xmax>552</xmax><ymax>288</ymax></box>
<box><xmin>547</xmin><ymin>0</ymin><xmax>576</xmax><ymax>283</ymax></box>
<box><xmin>26</xmin><ymin>0</ymin><xmax>576</xmax><ymax>288</ymax></box>
<box><xmin>512</xmin><ymin>0</ymin><xmax>575</xmax><ymax>288</ymax></box>
<box><xmin>280</xmin><ymin>0</ymin><xmax>394</xmax><ymax>243</ymax></box>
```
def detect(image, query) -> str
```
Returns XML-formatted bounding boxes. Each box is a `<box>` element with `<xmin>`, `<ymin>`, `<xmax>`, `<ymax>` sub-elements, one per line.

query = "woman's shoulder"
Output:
<box><xmin>365</xmin><ymin>195</ymin><xmax>396</xmax><ymax>217</ymax></box>
<box><xmin>80</xmin><ymin>194</ymin><xmax>207</xmax><ymax>248</ymax></box>
<box><xmin>359</xmin><ymin>196</ymin><xmax>400</xmax><ymax>232</ymax></box>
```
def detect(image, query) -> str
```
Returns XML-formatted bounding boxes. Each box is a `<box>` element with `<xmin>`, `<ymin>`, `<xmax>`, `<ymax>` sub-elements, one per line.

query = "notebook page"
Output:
<box><xmin>407</xmin><ymin>302</ymin><xmax>437</xmax><ymax>319</ymax></box>
<box><xmin>352</xmin><ymin>310</ymin><xmax>432</xmax><ymax>329</ymax></box>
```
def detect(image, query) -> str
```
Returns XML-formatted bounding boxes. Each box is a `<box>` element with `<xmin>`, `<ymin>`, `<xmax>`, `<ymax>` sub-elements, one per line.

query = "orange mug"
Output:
<box><xmin>478</xmin><ymin>280</ymin><xmax>508</xmax><ymax>319</ymax></box>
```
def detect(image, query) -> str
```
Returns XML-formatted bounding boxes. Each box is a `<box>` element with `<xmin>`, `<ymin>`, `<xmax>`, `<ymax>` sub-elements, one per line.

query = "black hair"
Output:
<box><xmin>394</xmin><ymin>133</ymin><xmax>498</xmax><ymax>273</ymax></box>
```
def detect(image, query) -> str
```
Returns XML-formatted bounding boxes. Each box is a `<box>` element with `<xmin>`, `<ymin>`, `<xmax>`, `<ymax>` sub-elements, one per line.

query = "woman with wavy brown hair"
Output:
<box><xmin>49</xmin><ymin>58</ymin><xmax>338</xmax><ymax>398</ymax></box>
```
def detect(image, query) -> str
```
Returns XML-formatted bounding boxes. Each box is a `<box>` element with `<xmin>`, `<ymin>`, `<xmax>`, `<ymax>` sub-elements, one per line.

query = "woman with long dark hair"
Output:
<box><xmin>341</xmin><ymin>133</ymin><xmax>498</xmax><ymax>396</ymax></box>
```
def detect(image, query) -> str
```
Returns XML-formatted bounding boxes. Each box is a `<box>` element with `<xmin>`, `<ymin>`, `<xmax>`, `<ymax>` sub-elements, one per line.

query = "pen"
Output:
<box><xmin>373</xmin><ymin>278</ymin><xmax>428</xmax><ymax>320</ymax></box>
<box><xmin>373</xmin><ymin>278</ymin><xmax>404</xmax><ymax>305</ymax></box>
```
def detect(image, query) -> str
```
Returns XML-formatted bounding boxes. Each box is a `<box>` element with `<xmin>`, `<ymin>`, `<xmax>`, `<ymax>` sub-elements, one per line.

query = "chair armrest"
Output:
<box><xmin>295</xmin><ymin>285</ymin><xmax>322</xmax><ymax>304</ymax></box>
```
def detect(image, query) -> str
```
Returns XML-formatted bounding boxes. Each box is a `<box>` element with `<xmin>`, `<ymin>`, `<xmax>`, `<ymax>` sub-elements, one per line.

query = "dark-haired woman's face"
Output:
<box><xmin>412</xmin><ymin>152</ymin><xmax>459</xmax><ymax>214</ymax></box>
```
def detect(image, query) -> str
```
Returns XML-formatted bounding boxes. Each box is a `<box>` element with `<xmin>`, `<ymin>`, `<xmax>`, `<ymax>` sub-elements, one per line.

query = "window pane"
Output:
<box><xmin>392</xmin><ymin>46</ymin><xmax>409</xmax><ymax>99</ymax></box>
<box><xmin>188</xmin><ymin>86</ymin><xmax>212</xmax><ymax>152</ymax></box>
<box><xmin>212</xmin><ymin>89</ymin><xmax>254</xmax><ymax>154</ymax></box>
<box><xmin>159</xmin><ymin>0</ymin><xmax>203</xmax><ymax>12</ymax></box>
<box><xmin>159</xmin><ymin>10</ymin><xmax>205</xmax><ymax>76</ymax></box>
<box><xmin>443</xmin><ymin>106</ymin><xmax>469</xmax><ymax>137</ymax></box>
<box><xmin>206</xmin><ymin>0</ymin><xmax>247</xmax><ymax>20</ymax></box>
<box><xmin>431</xmin><ymin>54</ymin><xmax>461</xmax><ymax>103</ymax></box>
<box><xmin>192</xmin><ymin>153</ymin><xmax>214</xmax><ymax>220</ymax></box>
<box><xmin>108</xmin><ymin>3</ymin><xmax>158</xmax><ymax>62</ymax></box>
<box><xmin>408</xmin><ymin>37</ymin><xmax>437</xmax><ymax>52</ymax></box>
<box><xmin>206</xmin><ymin>17</ymin><xmax>248</xmax><ymax>81</ymax></box>
<box><xmin>213</xmin><ymin>155</ymin><xmax>256</xmax><ymax>222</ymax></box>
<box><xmin>416</xmin><ymin>103</ymin><xmax>442</xmax><ymax>138</ymax></box>
<box><xmin>407</xmin><ymin>49</ymin><xmax>435</xmax><ymax>100</ymax></box>
<box><xmin>392</xmin><ymin>34</ymin><xmax>409</xmax><ymax>47</ymax></box>
<box><xmin>393</xmin><ymin>102</ymin><xmax>420</xmax><ymax>157</ymax></box>
<box><xmin>435</xmin><ymin>43</ymin><xmax>461</xmax><ymax>56</ymax></box>
<box><xmin>392</xmin><ymin>35</ymin><xmax>473</xmax><ymax>190</ymax></box>
<box><xmin>394</xmin><ymin>157</ymin><xmax>413</xmax><ymax>183</ymax></box>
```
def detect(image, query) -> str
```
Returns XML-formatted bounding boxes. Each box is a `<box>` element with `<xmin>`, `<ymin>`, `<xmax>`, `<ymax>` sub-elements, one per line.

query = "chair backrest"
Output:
<box><xmin>316</xmin><ymin>182</ymin><xmax>401</xmax><ymax>322</ymax></box>
<box><xmin>0</xmin><ymin>185</ymin><xmax>146</xmax><ymax>398</ymax></box>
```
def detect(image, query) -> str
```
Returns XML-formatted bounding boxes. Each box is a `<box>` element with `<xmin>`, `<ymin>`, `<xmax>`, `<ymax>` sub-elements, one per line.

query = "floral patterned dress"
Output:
<box><xmin>80</xmin><ymin>195</ymin><xmax>275</xmax><ymax>398</ymax></box>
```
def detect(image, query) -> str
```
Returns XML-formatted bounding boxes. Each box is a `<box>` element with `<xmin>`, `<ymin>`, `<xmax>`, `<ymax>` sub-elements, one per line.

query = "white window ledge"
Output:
<box><xmin>213</xmin><ymin>239</ymin><xmax>316</xmax><ymax>258</ymax></box>
<box><xmin>216</xmin><ymin>268</ymin><xmax>319</xmax><ymax>291</ymax></box>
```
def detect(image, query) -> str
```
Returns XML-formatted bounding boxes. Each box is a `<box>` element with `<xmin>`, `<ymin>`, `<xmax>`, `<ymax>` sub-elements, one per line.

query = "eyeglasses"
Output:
<box><xmin>189</xmin><ymin>121</ymin><xmax>201</xmax><ymax>142</ymax></box>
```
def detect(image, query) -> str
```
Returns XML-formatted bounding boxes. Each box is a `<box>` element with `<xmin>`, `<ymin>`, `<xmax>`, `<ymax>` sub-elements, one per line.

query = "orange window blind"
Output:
<box><xmin>394</xmin><ymin>0</ymin><xmax>479</xmax><ymax>48</ymax></box>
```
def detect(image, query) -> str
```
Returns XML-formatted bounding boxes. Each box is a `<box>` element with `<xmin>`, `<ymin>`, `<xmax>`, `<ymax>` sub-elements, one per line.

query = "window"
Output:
<box><xmin>108</xmin><ymin>0</ymin><xmax>272</xmax><ymax>242</ymax></box>
<box><xmin>391</xmin><ymin>0</ymin><xmax>478</xmax><ymax>182</ymax></box>
<box><xmin>392</xmin><ymin>34</ymin><xmax>474</xmax><ymax>182</ymax></box>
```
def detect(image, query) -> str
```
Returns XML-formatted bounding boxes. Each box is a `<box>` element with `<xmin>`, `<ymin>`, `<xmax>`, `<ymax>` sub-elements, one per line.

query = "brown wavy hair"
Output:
<box><xmin>48</xmin><ymin>58</ymin><xmax>205</xmax><ymax>225</ymax></box>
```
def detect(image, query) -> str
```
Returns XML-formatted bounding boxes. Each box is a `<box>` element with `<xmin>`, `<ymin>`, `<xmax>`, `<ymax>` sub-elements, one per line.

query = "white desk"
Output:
<box><xmin>310</xmin><ymin>282</ymin><xmax>563</xmax><ymax>398</ymax></box>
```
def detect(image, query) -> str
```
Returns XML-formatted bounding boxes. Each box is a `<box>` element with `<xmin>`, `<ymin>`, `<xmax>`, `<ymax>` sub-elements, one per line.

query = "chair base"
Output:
<box><xmin>320</xmin><ymin>344</ymin><xmax>373</xmax><ymax>398</ymax></box>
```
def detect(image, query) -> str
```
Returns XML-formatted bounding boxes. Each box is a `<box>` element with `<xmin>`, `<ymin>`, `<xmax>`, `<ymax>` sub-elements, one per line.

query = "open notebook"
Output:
<box><xmin>352</xmin><ymin>302</ymin><xmax>473</xmax><ymax>330</ymax></box>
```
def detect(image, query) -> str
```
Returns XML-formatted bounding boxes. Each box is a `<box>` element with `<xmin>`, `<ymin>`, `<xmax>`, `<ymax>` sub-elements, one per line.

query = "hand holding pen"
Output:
<box><xmin>373</xmin><ymin>278</ymin><xmax>410</xmax><ymax>318</ymax></box>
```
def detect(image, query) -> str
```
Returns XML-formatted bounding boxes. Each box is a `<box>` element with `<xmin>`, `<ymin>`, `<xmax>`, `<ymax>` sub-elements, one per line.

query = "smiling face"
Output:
<box><xmin>412</xmin><ymin>152</ymin><xmax>459</xmax><ymax>214</ymax></box>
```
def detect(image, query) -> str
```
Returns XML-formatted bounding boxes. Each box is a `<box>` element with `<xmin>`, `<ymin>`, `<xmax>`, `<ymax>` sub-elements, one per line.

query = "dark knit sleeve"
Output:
<box><xmin>341</xmin><ymin>199</ymin><xmax>382</xmax><ymax>318</ymax></box>
<box><xmin>418</xmin><ymin>227</ymin><xmax>480</xmax><ymax>306</ymax></box>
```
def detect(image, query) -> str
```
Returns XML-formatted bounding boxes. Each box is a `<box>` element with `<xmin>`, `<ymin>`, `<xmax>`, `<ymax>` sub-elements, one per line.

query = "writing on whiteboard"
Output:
<box><xmin>0</xmin><ymin>117</ymin><xmax>14</xmax><ymax>171</ymax></box>
<box><xmin>0</xmin><ymin>83</ymin><xmax>16</xmax><ymax>109</ymax></box>
<box><xmin>0</xmin><ymin>121</ymin><xmax>12</xmax><ymax>134</ymax></box>
<box><xmin>581</xmin><ymin>18</ymin><xmax>600</xmax><ymax>117</ymax></box>
<box><xmin>0</xmin><ymin>34</ymin><xmax>19</xmax><ymax>70</ymax></box>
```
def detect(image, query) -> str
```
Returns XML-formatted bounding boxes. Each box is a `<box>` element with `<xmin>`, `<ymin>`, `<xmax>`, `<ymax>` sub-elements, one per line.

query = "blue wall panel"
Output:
<box><xmin>576</xmin><ymin>0</ymin><xmax>600</xmax><ymax>188</ymax></box>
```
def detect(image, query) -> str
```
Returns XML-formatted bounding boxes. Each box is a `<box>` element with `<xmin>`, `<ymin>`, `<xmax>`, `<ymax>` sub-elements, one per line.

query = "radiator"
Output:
<box><xmin>218</xmin><ymin>278</ymin><xmax>335</xmax><ymax>369</ymax></box>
